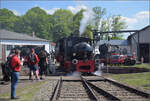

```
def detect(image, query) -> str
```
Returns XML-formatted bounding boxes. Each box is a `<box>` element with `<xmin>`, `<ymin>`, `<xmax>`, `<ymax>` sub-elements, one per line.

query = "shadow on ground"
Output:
<box><xmin>0</xmin><ymin>98</ymin><xmax>11</xmax><ymax>101</ymax></box>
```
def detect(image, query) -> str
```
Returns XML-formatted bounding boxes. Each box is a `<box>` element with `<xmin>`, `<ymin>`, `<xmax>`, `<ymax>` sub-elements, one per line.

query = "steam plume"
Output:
<box><xmin>79</xmin><ymin>9</ymin><xmax>95</xmax><ymax>36</ymax></box>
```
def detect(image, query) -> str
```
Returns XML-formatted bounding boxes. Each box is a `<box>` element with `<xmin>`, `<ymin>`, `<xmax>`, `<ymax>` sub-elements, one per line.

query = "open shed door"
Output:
<box><xmin>139</xmin><ymin>43</ymin><xmax>149</xmax><ymax>63</ymax></box>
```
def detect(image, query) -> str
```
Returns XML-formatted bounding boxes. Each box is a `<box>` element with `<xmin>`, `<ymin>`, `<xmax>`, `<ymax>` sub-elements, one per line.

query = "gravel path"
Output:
<box><xmin>0</xmin><ymin>76</ymin><xmax>60</xmax><ymax>101</ymax></box>
<box><xmin>33</xmin><ymin>78</ymin><xmax>58</xmax><ymax>101</ymax></box>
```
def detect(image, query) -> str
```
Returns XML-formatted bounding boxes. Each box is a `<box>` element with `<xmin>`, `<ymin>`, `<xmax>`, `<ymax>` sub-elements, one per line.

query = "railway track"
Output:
<box><xmin>50</xmin><ymin>76</ymin><xmax>150</xmax><ymax>101</ymax></box>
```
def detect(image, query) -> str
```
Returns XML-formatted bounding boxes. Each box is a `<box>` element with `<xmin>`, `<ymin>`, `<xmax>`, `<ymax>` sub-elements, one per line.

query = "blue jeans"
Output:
<box><xmin>11</xmin><ymin>72</ymin><xmax>19</xmax><ymax>98</ymax></box>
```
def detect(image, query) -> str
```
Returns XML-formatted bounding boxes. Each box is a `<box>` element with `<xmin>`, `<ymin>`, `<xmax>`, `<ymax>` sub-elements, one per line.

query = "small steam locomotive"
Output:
<box><xmin>55</xmin><ymin>35</ymin><xmax>98</xmax><ymax>73</ymax></box>
<box><xmin>97</xmin><ymin>44</ymin><xmax>136</xmax><ymax>65</ymax></box>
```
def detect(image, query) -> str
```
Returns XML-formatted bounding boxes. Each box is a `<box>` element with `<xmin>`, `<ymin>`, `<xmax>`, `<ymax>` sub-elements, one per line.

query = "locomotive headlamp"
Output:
<box><xmin>73</xmin><ymin>53</ymin><xmax>76</xmax><ymax>56</ymax></box>
<box><xmin>72</xmin><ymin>59</ymin><xmax>78</xmax><ymax>64</ymax></box>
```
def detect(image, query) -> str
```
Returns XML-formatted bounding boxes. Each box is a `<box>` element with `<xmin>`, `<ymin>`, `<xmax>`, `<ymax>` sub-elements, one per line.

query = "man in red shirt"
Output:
<box><xmin>27</xmin><ymin>48</ymin><xmax>39</xmax><ymax>80</ymax></box>
<box><xmin>10</xmin><ymin>49</ymin><xmax>21</xmax><ymax>99</ymax></box>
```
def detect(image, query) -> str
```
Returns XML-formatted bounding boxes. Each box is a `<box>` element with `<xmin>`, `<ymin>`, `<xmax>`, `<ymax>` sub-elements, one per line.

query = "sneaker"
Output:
<box><xmin>11</xmin><ymin>96</ymin><xmax>20</xmax><ymax>99</ymax></box>
<box><xmin>40</xmin><ymin>78</ymin><xmax>44</xmax><ymax>80</ymax></box>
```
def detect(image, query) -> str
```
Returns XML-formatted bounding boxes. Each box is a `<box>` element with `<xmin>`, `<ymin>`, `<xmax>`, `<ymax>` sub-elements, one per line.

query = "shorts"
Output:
<box><xmin>29</xmin><ymin>65</ymin><xmax>38</xmax><ymax>72</ymax></box>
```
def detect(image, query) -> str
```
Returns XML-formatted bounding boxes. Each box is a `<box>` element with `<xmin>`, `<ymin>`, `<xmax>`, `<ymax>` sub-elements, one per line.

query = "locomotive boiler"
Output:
<box><xmin>55</xmin><ymin>35</ymin><xmax>97</xmax><ymax>73</ymax></box>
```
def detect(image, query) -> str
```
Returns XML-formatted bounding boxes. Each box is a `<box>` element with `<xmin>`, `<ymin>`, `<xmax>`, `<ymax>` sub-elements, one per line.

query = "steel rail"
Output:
<box><xmin>104</xmin><ymin>77</ymin><xmax>150</xmax><ymax>98</ymax></box>
<box><xmin>50</xmin><ymin>77</ymin><xmax>62</xmax><ymax>101</ymax></box>
<box><xmin>80</xmin><ymin>76</ymin><xmax>99</xmax><ymax>101</ymax></box>
<box><xmin>92</xmin><ymin>74</ymin><xmax>150</xmax><ymax>98</ymax></box>
<box><xmin>83</xmin><ymin>77</ymin><xmax>121</xmax><ymax>101</ymax></box>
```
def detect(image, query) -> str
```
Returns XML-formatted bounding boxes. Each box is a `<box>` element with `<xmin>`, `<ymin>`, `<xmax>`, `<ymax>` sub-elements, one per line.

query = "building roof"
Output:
<box><xmin>0</xmin><ymin>29</ymin><xmax>49</xmax><ymax>42</ymax></box>
<box><xmin>127</xmin><ymin>25</ymin><xmax>150</xmax><ymax>40</ymax></box>
<box><xmin>97</xmin><ymin>40</ymin><xmax>128</xmax><ymax>46</ymax></box>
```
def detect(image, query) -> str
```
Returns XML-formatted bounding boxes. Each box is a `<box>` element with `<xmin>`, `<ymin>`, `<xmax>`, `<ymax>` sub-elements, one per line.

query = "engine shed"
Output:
<box><xmin>0</xmin><ymin>30</ymin><xmax>51</xmax><ymax>63</ymax></box>
<box><xmin>93</xmin><ymin>25</ymin><xmax>150</xmax><ymax>63</ymax></box>
<box><xmin>128</xmin><ymin>25</ymin><xmax>150</xmax><ymax>63</ymax></box>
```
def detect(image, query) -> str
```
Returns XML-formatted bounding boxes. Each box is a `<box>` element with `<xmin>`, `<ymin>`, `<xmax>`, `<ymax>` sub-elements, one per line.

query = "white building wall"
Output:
<box><xmin>0</xmin><ymin>40</ymin><xmax>50</xmax><ymax>52</ymax></box>
<box><xmin>0</xmin><ymin>39</ymin><xmax>50</xmax><ymax>60</ymax></box>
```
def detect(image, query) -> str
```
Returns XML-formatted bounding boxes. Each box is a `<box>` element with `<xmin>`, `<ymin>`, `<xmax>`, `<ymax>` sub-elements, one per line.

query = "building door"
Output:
<box><xmin>139</xmin><ymin>43</ymin><xmax>149</xmax><ymax>63</ymax></box>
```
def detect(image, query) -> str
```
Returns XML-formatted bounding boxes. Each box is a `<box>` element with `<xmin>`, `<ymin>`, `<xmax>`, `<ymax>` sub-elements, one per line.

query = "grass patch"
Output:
<box><xmin>130</xmin><ymin>63</ymin><xmax>150</xmax><ymax>69</ymax></box>
<box><xmin>109</xmin><ymin>72</ymin><xmax>150</xmax><ymax>91</ymax></box>
<box><xmin>110</xmin><ymin>63</ymin><xmax>150</xmax><ymax>69</ymax></box>
<box><xmin>0</xmin><ymin>81</ymin><xmax>46</xmax><ymax>101</ymax></box>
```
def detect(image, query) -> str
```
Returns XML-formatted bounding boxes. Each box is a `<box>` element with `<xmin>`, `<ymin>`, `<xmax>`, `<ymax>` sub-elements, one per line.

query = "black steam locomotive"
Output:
<box><xmin>55</xmin><ymin>35</ymin><xmax>97</xmax><ymax>73</ymax></box>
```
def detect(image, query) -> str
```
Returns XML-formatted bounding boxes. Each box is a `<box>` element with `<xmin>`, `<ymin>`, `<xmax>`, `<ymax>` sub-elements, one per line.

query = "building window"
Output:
<box><xmin>7</xmin><ymin>45</ymin><xmax>13</xmax><ymax>50</ymax></box>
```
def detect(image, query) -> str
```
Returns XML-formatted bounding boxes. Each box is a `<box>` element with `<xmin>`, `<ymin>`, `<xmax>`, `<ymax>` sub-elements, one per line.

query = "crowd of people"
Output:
<box><xmin>1</xmin><ymin>48</ymin><xmax>50</xmax><ymax>99</ymax></box>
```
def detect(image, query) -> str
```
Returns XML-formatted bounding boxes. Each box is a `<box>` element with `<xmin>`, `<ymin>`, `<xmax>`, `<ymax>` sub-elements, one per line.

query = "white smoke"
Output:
<box><xmin>98</xmin><ymin>19</ymin><xmax>104</xmax><ymax>31</ymax></box>
<box><xmin>93</xmin><ymin>63</ymin><xmax>104</xmax><ymax>76</ymax></box>
<box><xmin>67</xmin><ymin>71</ymin><xmax>81</xmax><ymax>77</ymax></box>
<box><xmin>79</xmin><ymin>9</ymin><xmax>95</xmax><ymax>36</ymax></box>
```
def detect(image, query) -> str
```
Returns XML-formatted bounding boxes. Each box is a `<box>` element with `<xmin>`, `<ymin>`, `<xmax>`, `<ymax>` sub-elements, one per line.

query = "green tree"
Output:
<box><xmin>0</xmin><ymin>8</ymin><xmax>18</xmax><ymax>31</ymax></box>
<box><xmin>82</xmin><ymin>24</ymin><xmax>93</xmax><ymax>39</ymax></box>
<box><xmin>72</xmin><ymin>9</ymin><xmax>85</xmax><ymax>36</ymax></box>
<box><xmin>0</xmin><ymin>7</ymin><xmax>127</xmax><ymax>41</ymax></box>
<box><xmin>52</xmin><ymin>9</ymin><xmax>74</xmax><ymax>41</ymax></box>
<box><xmin>97</xmin><ymin>15</ymin><xmax>127</xmax><ymax>40</ymax></box>
<box><xmin>111</xmin><ymin>15</ymin><xmax>127</xmax><ymax>39</ymax></box>
<box><xmin>15</xmin><ymin>7</ymin><xmax>53</xmax><ymax>40</ymax></box>
<box><xmin>92</xmin><ymin>7</ymin><xmax>106</xmax><ymax>31</ymax></box>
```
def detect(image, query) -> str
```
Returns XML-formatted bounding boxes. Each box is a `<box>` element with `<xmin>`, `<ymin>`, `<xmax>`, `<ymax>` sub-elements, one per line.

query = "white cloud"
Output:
<box><xmin>12</xmin><ymin>10</ymin><xmax>20</xmax><ymax>16</ymax></box>
<box><xmin>42</xmin><ymin>5</ymin><xmax>87</xmax><ymax>15</ymax></box>
<box><xmin>121</xmin><ymin>11</ymin><xmax>149</xmax><ymax>39</ymax></box>
<box><xmin>121</xmin><ymin>11</ymin><xmax>149</xmax><ymax>29</ymax></box>
<box><xmin>42</xmin><ymin>8</ymin><xmax>60</xmax><ymax>15</ymax></box>
<box><xmin>67</xmin><ymin>5</ymin><xmax>87</xmax><ymax>14</ymax></box>
<box><xmin>34</xmin><ymin>5</ymin><xmax>39</xmax><ymax>7</ymax></box>
<box><xmin>121</xmin><ymin>16</ymin><xmax>137</xmax><ymax>27</ymax></box>
<box><xmin>136</xmin><ymin>11</ymin><xmax>149</xmax><ymax>19</ymax></box>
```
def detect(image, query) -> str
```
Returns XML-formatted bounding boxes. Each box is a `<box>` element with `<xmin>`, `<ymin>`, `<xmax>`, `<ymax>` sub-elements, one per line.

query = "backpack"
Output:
<box><xmin>5</xmin><ymin>56</ymin><xmax>14</xmax><ymax>75</ymax></box>
<box><xmin>29</xmin><ymin>54</ymin><xmax>35</xmax><ymax>63</ymax></box>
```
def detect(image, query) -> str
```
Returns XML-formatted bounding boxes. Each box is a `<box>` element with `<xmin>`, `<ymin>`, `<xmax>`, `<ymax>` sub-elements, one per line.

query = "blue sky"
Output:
<box><xmin>1</xmin><ymin>0</ymin><xmax>150</xmax><ymax>35</ymax></box>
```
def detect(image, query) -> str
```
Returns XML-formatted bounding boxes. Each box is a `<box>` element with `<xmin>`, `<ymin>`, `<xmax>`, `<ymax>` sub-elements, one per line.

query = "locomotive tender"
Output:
<box><xmin>55</xmin><ymin>35</ymin><xmax>98</xmax><ymax>73</ymax></box>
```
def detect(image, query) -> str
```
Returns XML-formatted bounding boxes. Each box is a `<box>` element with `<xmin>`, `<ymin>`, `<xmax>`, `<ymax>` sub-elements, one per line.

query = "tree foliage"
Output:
<box><xmin>52</xmin><ymin>9</ymin><xmax>74</xmax><ymax>41</ymax></box>
<box><xmin>93</xmin><ymin>7</ymin><xmax>106</xmax><ymax>31</ymax></box>
<box><xmin>111</xmin><ymin>15</ymin><xmax>127</xmax><ymax>39</ymax></box>
<box><xmin>0</xmin><ymin>7</ymin><xmax>127</xmax><ymax>42</ymax></box>
<box><xmin>0</xmin><ymin>8</ymin><xmax>19</xmax><ymax>31</ymax></box>
<box><xmin>73</xmin><ymin>9</ymin><xmax>84</xmax><ymax>36</ymax></box>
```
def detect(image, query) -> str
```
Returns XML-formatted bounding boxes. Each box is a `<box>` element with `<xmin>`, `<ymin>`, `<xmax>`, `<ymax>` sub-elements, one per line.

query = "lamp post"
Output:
<box><xmin>106</xmin><ymin>33</ymin><xmax>111</xmax><ymax>73</ymax></box>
